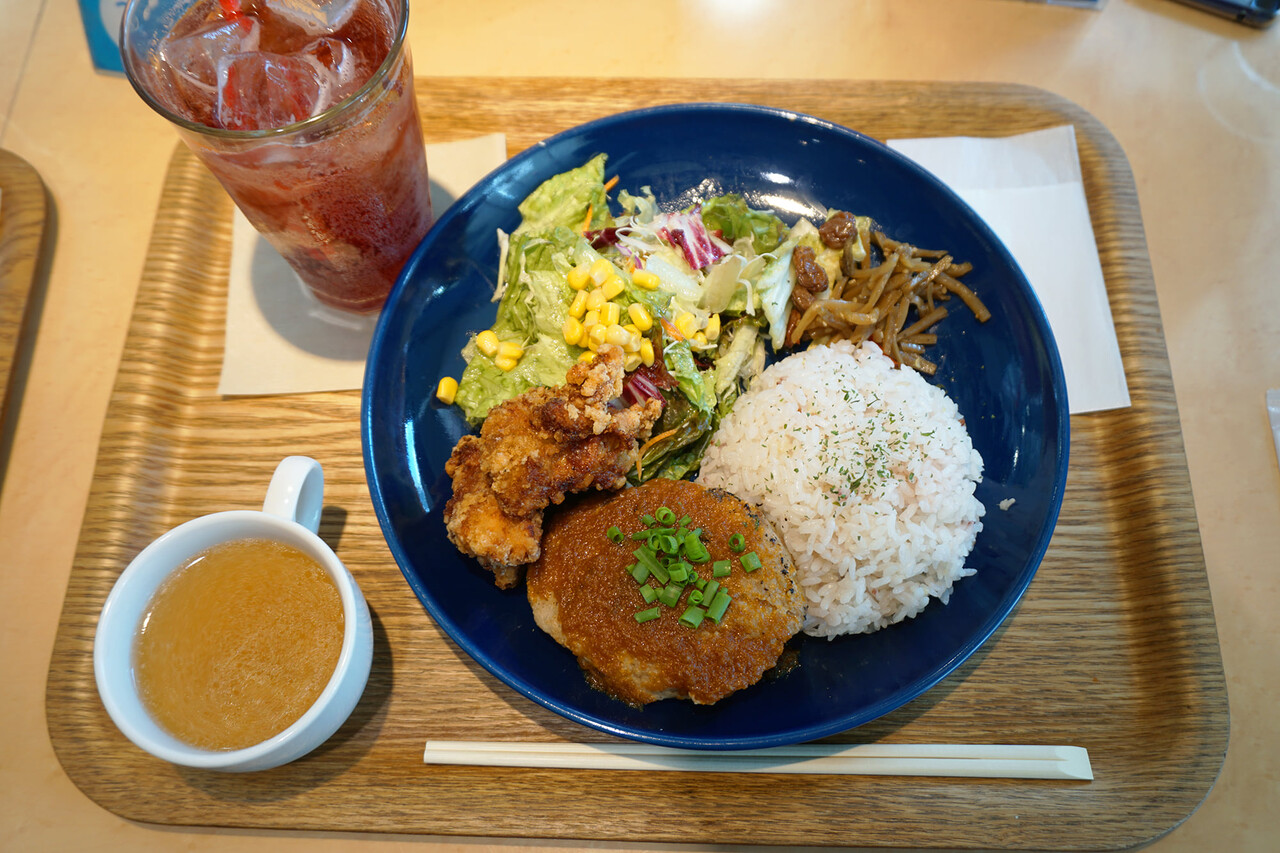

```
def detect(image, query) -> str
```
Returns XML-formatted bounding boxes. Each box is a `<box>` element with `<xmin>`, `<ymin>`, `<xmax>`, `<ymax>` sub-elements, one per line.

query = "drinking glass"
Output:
<box><xmin>121</xmin><ymin>0</ymin><xmax>434</xmax><ymax>314</ymax></box>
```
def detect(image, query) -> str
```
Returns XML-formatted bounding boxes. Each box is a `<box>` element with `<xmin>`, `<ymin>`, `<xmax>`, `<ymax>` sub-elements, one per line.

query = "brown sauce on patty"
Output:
<box><xmin>526</xmin><ymin>479</ymin><xmax>804</xmax><ymax>706</ymax></box>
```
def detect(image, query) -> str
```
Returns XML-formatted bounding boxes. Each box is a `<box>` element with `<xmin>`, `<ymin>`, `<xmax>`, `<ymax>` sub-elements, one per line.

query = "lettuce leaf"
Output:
<box><xmin>454</xmin><ymin>334</ymin><xmax>577</xmax><ymax>424</ymax></box>
<box><xmin>662</xmin><ymin>339</ymin><xmax>715</xmax><ymax>414</ymax></box>
<box><xmin>631</xmin><ymin>391</ymin><xmax>714</xmax><ymax>483</ymax></box>
<box><xmin>712</xmin><ymin>318</ymin><xmax>762</xmax><ymax>396</ymax></box>
<box><xmin>756</xmin><ymin>239</ymin><xmax>797</xmax><ymax>351</ymax></box>
<box><xmin>455</xmin><ymin>159</ymin><xmax>612</xmax><ymax>423</ymax></box>
<box><xmin>514</xmin><ymin>153</ymin><xmax>612</xmax><ymax>237</ymax></box>
<box><xmin>701</xmin><ymin>193</ymin><xmax>787</xmax><ymax>255</ymax></box>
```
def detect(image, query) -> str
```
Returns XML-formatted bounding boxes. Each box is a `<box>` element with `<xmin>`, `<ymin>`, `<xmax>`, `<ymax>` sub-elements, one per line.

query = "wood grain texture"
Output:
<box><xmin>0</xmin><ymin>148</ymin><xmax>46</xmax><ymax>439</ymax></box>
<box><xmin>44</xmin><ymin>79</ymin><xmax>1228</xmax><ymax>850</ymax></box>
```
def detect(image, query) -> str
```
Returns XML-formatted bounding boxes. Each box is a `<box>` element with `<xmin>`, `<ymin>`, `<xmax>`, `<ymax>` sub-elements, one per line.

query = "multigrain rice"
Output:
<box><xmin>698</xmin><ymin>340</ymin><xmax>984</xmax><ymax>638</ymax></box>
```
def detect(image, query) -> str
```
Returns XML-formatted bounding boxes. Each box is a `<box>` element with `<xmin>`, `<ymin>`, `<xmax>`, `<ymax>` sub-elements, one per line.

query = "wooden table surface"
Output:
<box><xmin>3</xmin><ymin>1</ymin><xmax>1278</xmax><ymax>852</ymax></box>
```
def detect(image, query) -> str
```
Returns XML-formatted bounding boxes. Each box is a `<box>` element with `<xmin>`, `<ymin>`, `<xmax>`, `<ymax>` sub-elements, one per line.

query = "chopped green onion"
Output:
<box><xmin>684</xmin><ymin>541</ymin><xmax>710</xmax><ymax>564</ymax></box>
<box><xmin>706</xmin><ymin>589</ymin><xmax>732</xmax><ymax>623</ymax></box>
<box><xmin>740</xmin><ymin>551</ymin><xmax>762</xmax><ymax>572</ymax></box>
<box><xmin>678</xmin><ymin>605</ymin><xmax>706</xmax><ymax>629</ymax></box>
<box><xmin>634</xmin><ymin>607</ymin><xmax>661</xmax><ymax>623</ymax></box>
<box><xmin>633</xmin><ymin>547</ymin><xmax>669</xmax><ymax>584</ymax></box>
<box><xmin>623</xmin><ymin>511</ymin><xmax>724</xmax><ymax>629</ymax></box>
<box><xmin>728</xmin><ymin>533</ymin><xmax>746</xmax><ymax>553</ymax></box>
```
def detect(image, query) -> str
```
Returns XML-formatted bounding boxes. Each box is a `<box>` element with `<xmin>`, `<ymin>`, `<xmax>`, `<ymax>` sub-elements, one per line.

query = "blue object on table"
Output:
<box><xmin>79</xmin><ymin>0</ymin><xmax>127</xmax><ymax>74</ymax></box>
<box><xmin>363</xmin><ymin>103</ymin><xmax>1071</xmax><ymax>750</ymax></box>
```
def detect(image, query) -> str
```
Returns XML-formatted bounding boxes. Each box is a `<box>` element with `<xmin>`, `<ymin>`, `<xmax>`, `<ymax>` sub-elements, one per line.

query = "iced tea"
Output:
<box><xmin>122</xmin><ymin>0</ymin><xmax>433</xmax><ymax>313</ymax></box>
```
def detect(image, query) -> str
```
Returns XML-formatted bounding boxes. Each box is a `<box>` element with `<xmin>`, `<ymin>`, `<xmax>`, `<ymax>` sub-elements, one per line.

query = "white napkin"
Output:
<box><xmin>888</xmin><ymin>126</ymin><xmax>1130</xmax><ymax>414</ymax></box>
<box><xmin>217</xmin><ymin>133</ymin><xmax>509</xmax><ymax>396</ymax></box>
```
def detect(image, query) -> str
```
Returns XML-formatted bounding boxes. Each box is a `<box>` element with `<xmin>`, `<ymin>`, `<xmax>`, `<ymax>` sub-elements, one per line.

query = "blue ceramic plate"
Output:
<box><xmin>362</xmin><ymin>104</ymin><xmax>1069</xmax><ymax>750</ymax></box>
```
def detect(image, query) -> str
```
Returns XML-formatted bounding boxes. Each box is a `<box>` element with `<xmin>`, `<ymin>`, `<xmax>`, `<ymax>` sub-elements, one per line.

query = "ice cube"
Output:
<box><xmin>262</xmin><ymin>0</ymin><xmax>360</xmax><ymax>35</ymax></box>
<box><xmin>297</xmin><ymin>37</ymin><xmax>366</xmax><ymax>111</ymax></box>
<box><xmin>160</xmin><ymin>16</ymin><xmax>261</xmax><ymax>95</ymax></box>
<box><xmin>216</xmin><ymin>51</ymin><xmax>323</xmax><ymax>130</ymax></box>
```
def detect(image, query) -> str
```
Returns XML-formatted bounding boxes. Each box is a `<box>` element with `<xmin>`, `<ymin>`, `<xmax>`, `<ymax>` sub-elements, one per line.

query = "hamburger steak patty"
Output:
<box><xmin>526</xmin><ymin>479</ymin><xmax>805</xmax><ymax>706</ymax></box>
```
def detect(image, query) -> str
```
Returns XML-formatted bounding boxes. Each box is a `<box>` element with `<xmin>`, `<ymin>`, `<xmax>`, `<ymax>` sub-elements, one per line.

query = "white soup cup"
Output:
<box><xmin>93</xmin><ymin>456</ymin><xmax>373</xmax><ymax>772</ymax></box>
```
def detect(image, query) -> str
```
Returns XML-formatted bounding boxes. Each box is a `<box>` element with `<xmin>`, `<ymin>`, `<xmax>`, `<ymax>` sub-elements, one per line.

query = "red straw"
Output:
<box><xmin>220</xmin><ymin>0</ymin><xmax>244</xmax><ymax>23</ymax></box>
<box><xmin>218</xmin><ymin>0</ymin><xmax>250</xmax><ymax>32</ymax></box>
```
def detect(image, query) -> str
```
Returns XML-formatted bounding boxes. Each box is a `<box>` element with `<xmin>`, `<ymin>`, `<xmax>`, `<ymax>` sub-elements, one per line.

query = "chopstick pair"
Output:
<box><xmin>424</xmin><ymin>740</ymin><xmax>1093</xmax><ymax>780</ymax></box>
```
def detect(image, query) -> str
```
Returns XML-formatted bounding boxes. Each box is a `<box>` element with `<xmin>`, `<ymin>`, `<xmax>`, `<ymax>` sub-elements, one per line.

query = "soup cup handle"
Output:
<box><xmin>262</xmin><ymin>456</ymin><xmax>325</xmax><ymax>533</ymax></box>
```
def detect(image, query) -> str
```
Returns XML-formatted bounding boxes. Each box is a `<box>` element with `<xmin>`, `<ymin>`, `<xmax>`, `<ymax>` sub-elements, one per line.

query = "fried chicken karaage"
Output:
<box><xmin>443</xmin><ymin>345</ymin><xmax>663</xmax><ymax>587</ymax></box>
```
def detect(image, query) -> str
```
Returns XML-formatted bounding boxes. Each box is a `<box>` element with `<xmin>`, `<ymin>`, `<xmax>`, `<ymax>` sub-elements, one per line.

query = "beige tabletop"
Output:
<box><xmin>2</xmin><ymin>0</ymin><xmax>1277</xmax><ymax>850</ymax></box>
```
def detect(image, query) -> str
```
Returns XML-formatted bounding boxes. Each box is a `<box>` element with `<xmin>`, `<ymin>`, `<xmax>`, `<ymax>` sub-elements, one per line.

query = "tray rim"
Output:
<box><xmin>0</xmin><ymin>148</ymin><xmax>48</xmax><ymax>456</ymax></box>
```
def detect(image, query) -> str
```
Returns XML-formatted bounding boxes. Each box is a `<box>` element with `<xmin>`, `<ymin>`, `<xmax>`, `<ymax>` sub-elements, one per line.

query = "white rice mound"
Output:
<box><xmin>698</xmin><ymin>340</ymin><xmax>985</xmax><ymax>639</ymax></box>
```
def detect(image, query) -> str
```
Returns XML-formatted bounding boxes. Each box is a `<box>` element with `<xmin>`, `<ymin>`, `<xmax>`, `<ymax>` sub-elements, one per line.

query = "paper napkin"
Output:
<box><xmin>217</xmin><ymin>133</ymin><xmax>508</xmax><ymax>396</ymax></box>
<box><xmin>888</xmin><ymin>126</ymin><xmax>1130</xmax><ymax>414</ymax></box>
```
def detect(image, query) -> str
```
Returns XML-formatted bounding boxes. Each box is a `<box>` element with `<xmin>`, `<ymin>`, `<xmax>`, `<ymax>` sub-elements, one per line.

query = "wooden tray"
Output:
<box><xmin>0</xmin><ymin>149</ymin><xmax>46</xmax><ymax>454</ymax></box>
<box><xmin>46</xmin><ymin>79</ymin><xmax>1228</xmax><ymax>850</ymax></box>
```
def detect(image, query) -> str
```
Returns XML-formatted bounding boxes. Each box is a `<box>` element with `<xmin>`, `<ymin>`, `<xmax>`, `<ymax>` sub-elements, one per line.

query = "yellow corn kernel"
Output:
<box><xmin>602</xmin><ymin>275</ymin><xmax>625</xmax><ymax>300</ymax></box>
<box><xmin>632</xmin><ymin>269</ymin><xmax>660</xmax><ymax>290</ymax></box>
<box><xmin>675</xmin><ymin>312</ymin><xmax>698</xmax><ymax>339</ymax></box>
<box><xmin>604</xmin><ymin>324</ymin><xmax>633</xmax><ymax>348</ymax></box>
<box><xmin>705</xmin><ymin>313</ymin><xmax>721</xmax><ymax>341</ymax></box>
<box><xmin>627</xmin><ymin>302</ymin><xmax>653</xmax><ymax>331</ymax></box>
<box><xmin>620</xmin><ymin>325</ymin><xmax>642</xmax><ymax>352</ymax></box>
<box><xmin>623</xmin><ymin>352</ymin><xmax>642</xmax><ymax>372</ymax></box>
<box><xmin>585</xmin><ymin>288</ymin><xmax>608</xmax><ymax>312</ymax></box>
<box><xmin>494</xmin><ymin>355</ymin><xmax>519</xmax><ymax>372</ymax></box>
<box><xmin>601</xmin><ymin>301</ymin><xmax>622</xmax><ymax>326</ymax></box>
<box><xmin>578</xmin><ymin>350</ymin><xmax>597</xmax><ymax>363</ymax></box>
<box><xmin>435</xmin><ymin>376</ymin><xmax>458</xmax><ymax>405</ymax></box>
<box><xmin>589</xmin><ymin>258</ymin><xmax>613</xmax><ymax>284</ymax></box>
<box><xmin>583</xmin><ymin>309</ymin><xmax>600</xmax><ymax>329</ymax></box>
<box><xmin>497</xmin><ymin>341</ymin><xmax>524</xmax><ymax>361</ymax></box>
<box><xmin>475</xmin><ymin>329</ymin><xmax>500</xmax><ymax>357</ymax></box>
<box><xmin>562</xmin><ymin>317</ymin><xmax>584</xmax><ymax>347</ymax></box>
<box><xmin>566</xmin><ymin>263</ymin><xmax>591</xmax><ymax>291</ymax></box>
<box><xmin>640</xmin><ymin>337</ymin><xmax>655</xmax><ymax>367</ymax></box>
<box><xmin>568</xmin><ymin>289</ymin><xmax>588</xmax><ymax>318</ymax></box>
<box><xmin>693</xmin><ymin>331</ymin><xmax>708</xmax><ymax>347</ymax></box>
<box><xmin>588</xmin><ymin>323</ymin><xmax>608</xmax><ymax>347</ymax></box>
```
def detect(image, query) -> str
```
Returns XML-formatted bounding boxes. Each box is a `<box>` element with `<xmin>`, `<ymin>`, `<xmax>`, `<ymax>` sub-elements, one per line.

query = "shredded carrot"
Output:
<box><xmin>583</xmin><ymin>178</ymin><xmax>617</xmax><ymax>233</ymax></box>
<box><xmin>635</xmin><ymin>428</ymin><xmax>679</xmax><ymax>479</ymax></box>
<box><xmin>658</xmin><ymin>316</ymin><xmax>684</xmax><ymax>341</ymax></box>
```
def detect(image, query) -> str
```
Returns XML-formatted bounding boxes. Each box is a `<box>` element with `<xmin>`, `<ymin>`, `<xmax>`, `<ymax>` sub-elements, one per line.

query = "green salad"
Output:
<box><xmin>448</xmin><ymin>154</ymin><xmax>868</xmax><ymax>482</ymax></box>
